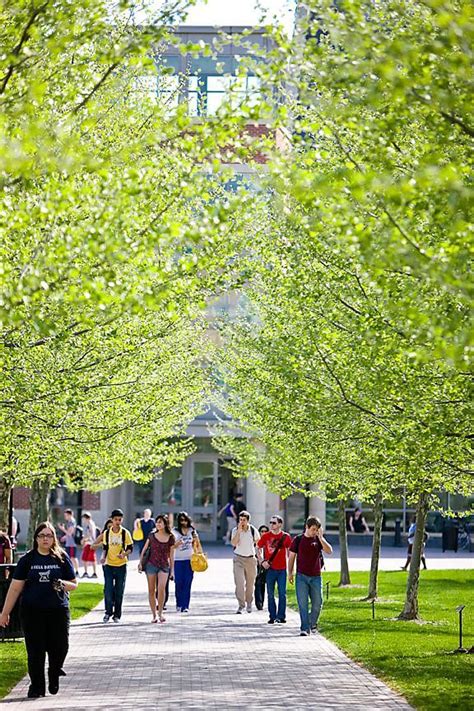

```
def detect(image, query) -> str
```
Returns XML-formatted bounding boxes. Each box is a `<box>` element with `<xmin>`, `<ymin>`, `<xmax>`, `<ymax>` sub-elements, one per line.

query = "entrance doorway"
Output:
<box><xmin>132</xmin><ymin>455</ymin><xmax>245</xmax><ymax>542</ymax></box>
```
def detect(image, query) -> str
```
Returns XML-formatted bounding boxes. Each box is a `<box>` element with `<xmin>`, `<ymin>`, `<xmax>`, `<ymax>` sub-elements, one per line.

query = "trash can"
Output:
<box><xmin>442</xmin><ymin>523</ymin><xmax>458</xmax><ymax>552</ymax></box>
<box><xmin>0</xmin><ymin>564</ymin><xmax>24</xmax><ymax>640</ymax></box>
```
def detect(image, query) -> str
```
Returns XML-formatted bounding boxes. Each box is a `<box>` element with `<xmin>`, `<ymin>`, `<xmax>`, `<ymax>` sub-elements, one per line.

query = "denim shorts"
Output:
<box><xmin>145</xmin><ymin>563</ymin><xmax>170</xmax><ymax>575</ymax></box>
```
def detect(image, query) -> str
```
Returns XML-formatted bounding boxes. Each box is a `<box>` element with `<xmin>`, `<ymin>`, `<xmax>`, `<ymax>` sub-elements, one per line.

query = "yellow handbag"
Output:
<box><xmin>190</xmin><ymin>551</ymin><xmax>208</xmax><ymax>572</ymax></box>
<box><xmin>132</xmin><ymin>521</ymin><xmax>144</xmax><ymax>542</ymax></box>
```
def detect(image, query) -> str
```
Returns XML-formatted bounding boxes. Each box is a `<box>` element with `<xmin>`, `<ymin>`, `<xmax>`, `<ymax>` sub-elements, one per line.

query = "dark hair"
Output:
<box><xmin>33</xmin><ymin>522</ymin><xmax>64</xmax><ymax>561</ymax></box>
<box><xmin>258</xmin><ymin>525</ymin><xmax>269</xmax><ymax>534</ymax></box>
<box><xmin>102</xmin><ymin>518</ymin><xmax>113</xmax><ymax>533</ymax></box>
<box><xmin>155</xmin><ymin>514</ymin><xmax>172</xmax><ymax>535</ymax></box>
<box><xmin>176</xmin><ymin>511</ymin><xmax>193</xmax><ymax>534</ymax></box>
<box><xmin>305</xmin><ymin>516</ymin><xmax>321</xmax><ymax>529</ymax></box>
<box><xmin>111</xmin><ymin>509</ymin><xmax>124</xmax><ymax>518</ymax></box>
<box><xmin>235</xmin><ymin>493</ymin><xmax>243</xmax><ymax>499</ymax></box>
<box><xmin>64</xmin><ymin>509</ymin><xmax>73</xmax><ymax>515</ymax></box>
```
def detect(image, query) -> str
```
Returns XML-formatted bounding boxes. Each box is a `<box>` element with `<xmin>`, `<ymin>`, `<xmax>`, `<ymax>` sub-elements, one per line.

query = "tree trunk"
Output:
<box><xmin>0</xmin><ymin>475</ymin><xmax>11</xmax><ymax>532</ymax></box>
<box><xmin>338</xmin><ymin>499</ymin><xmax>351</xmax><ymax>586</ymax></box>
<box><xmin>367</xmin><ymin>493</ymin><xmax>383</xmax><ymax>600</ymax></box>
<box><xmin>398</xmin><ymin>491</ymin><xmax>430</xmax><ymax>620</ymax></box>
<box><xmin>27</xmin><ymin>477</ymin><xmax>52</xmax><ymax>548</ymax></box>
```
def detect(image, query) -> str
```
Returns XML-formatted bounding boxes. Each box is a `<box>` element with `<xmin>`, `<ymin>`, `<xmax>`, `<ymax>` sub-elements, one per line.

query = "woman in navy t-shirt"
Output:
<box><xmin>0</xmin><ymin>521</ymin><xmax>77</xmax><ymax>698</ymax></box>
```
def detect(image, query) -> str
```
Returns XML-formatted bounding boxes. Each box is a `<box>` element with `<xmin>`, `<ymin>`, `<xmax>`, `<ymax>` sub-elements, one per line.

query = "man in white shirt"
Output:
<box><xmin>231</xmin><ymin>511</ymin><xmax>260</xmax><ymax>614</ymax></box>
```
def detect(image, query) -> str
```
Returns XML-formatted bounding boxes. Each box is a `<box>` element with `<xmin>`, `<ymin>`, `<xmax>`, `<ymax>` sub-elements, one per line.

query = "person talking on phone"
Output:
<box><xmin>288</xmin><ymin>516</ymin><xmax>332</xmax><ymax>636</ymax></box>
<box><xmin>231</xmin><ymin>511</ymin><xmax>260</xmax><ymax>614</ymax></box>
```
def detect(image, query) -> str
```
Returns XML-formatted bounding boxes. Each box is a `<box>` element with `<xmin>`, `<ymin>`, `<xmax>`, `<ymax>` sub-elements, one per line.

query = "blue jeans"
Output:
<box><xmin>174</xmin><ymin>560</ymin><xmax>194</xmax><ymax>610</ymax></box>
<box><xmin>266</xmin><ymin>569</ymin><xmax>287</xmax><ymax>621</ymax></box>
<box><xmin>295</xmin><ymin>573</ymin><xmax>322</xmax><ymax>632</ymax></box>
<box><xmin>103</xmin><ymin>565</ymin><xmax>127</xmax><ymax>619</ymax></box>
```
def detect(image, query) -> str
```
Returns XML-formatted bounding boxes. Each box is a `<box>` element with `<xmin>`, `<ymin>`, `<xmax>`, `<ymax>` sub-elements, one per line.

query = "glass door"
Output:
<box><xmin>190</xmin><ymin>458</ymin><xmax>217</xmax><ymax>541</ymax></box>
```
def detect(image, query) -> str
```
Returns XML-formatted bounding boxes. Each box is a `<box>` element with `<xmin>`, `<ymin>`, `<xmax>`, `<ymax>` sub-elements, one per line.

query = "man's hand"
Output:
<box><xmin>0</xmin><ymin>612</ymin><xmax>10</xmax><ymax>628</ymax></box>
<box><xmin>262</xmin><ymin>560</ymin><xmax>270</xmax><ymax>570</ymax></box>
<box><xmin>288</xmin><ymin>573</ymin><xmax>294</xmax><ymax>585</ymax></box>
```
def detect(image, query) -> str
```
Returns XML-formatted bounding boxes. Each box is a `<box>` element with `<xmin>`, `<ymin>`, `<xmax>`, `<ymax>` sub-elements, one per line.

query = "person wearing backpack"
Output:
<box><xmin>91</xmin><ymin>509</ymin><xmax>133</xmax><ymax>623</ymax></box>
<box><xmin>231</xmin><ymin>511</ymin><xmax>260</xmax><ymax>614</ymax></box>
<box><xmin>257</xmin><ymin>515</ymin><xmax>292</xmax><ymax>624</ymax></box>
<box><xmin>0</xmin><ymin>521</ymin><xmax>77</xmax><ymax>698</ymax></box>
<box><xmin>288</xmin><ymin>516</ymin><xmax>333</xmax><ymax>636</ymax></box>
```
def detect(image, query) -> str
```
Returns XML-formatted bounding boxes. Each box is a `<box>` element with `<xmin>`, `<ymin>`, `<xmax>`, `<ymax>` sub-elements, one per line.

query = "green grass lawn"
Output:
<box><xmin>0</xmin><ymin>582</ymin><xmax>103</xmax><ymax>699</ymax></box>
<box><xmin>288</xmin><ymin>569</ymin><xmax>474</xmax><ymax>711</ymax></box>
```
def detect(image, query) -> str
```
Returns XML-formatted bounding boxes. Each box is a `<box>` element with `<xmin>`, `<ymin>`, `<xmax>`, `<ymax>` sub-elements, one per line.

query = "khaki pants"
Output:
<box><xmin>233</xmin><ymin>555</ymin><xmax>257</xmax><ymax>607</ymax></box>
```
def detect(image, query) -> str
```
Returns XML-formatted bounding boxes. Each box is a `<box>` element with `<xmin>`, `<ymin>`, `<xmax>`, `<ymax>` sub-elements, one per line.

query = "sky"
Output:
<box><xmin>182</xmin><ymin>0</ymin><xmax>296</xmax><ymax>34</ymax></box>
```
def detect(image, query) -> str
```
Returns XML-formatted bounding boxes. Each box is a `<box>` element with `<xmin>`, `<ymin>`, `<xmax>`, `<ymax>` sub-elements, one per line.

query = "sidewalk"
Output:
<box><xmin>3</xmin><ymin>552</ymin><xmax>414</xmax><ymax>711</ymax></box>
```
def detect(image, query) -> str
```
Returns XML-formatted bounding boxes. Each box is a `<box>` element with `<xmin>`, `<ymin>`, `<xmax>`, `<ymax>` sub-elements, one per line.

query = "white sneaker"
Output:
<box><xmin>236</xmin><ymin>606</ymin><xmax>244</xmax><ymax>614</ymax></box>
<box><xmin>246</xmin><ymin>604</ymin><xmax>252</xmax><ymax>613</ymax></box>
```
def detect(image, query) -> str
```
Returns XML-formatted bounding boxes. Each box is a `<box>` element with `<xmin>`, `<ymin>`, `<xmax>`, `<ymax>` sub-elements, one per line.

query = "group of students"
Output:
<box><xmin>0</xmin><ymin>507</ymin><xmax>332</xmax><ymax>700</ymax></box>
<box><xmin>230</xmin><ymin>511</ymin><xmax>333</xmax><ymax>636</ymax></box>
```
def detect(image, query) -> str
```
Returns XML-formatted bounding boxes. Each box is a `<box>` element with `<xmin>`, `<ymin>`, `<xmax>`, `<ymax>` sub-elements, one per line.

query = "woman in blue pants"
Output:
<box><xmin>172</xmin><ymin>512</ymin><xmax>200</xmax><ymax>612</ymax></box>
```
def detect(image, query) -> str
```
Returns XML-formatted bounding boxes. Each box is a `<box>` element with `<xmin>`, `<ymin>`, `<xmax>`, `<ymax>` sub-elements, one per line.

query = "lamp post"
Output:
<box><xmin>451</xmin><ymin>605</ymin><xmax>467</xmax><ymax>654</ymax></box>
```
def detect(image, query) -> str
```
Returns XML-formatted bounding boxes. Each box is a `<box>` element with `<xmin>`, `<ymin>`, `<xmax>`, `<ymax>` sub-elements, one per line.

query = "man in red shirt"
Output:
<box><xmin>288</xmin><ymin>516</ymin><xmax>333</xmax><ymax>636</ymax></box>
<box><xmin>257</xmin><ymin>515</ymin><xmax>292</xmax><ymax>624</ymax></box>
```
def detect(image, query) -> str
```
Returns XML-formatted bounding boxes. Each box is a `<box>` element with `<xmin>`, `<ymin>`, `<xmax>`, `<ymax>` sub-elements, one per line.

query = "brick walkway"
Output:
<box><xmin>4</xmin><ymin>550</ymin><xmax>413</xmax><ymax>710</ymax></box>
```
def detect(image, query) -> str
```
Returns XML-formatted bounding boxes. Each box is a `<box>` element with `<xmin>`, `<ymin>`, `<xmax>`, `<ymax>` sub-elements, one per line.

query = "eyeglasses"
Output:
<box><xmin>37</xmin><ymin>534</ymin><xmax>54</xmax><ymax>539</ymax></box>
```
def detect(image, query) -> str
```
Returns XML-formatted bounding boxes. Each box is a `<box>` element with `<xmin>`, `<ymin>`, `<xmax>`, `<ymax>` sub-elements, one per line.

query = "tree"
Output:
<box><xmin>210</xmin><ymin>0</ymin><xmax>473</xmax><ymax>620</ymax></box>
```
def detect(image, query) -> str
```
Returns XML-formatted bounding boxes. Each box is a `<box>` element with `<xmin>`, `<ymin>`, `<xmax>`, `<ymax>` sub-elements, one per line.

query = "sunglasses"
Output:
<box><xmin>269</xmin><ymin>520</ymin><xmax>279</xmax><ymax>524</ymax></box>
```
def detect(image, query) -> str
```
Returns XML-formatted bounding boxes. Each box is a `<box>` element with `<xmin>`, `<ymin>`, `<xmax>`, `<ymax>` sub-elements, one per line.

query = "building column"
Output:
<box><xmin>246</xmin><ymin>474</ymin><xmax>267</xmax><ymax>529</ymax></box>
<box><xmin>308</xmin><ymin>485</ymin><xmax>326</xmax><ymax>529</ymax></box>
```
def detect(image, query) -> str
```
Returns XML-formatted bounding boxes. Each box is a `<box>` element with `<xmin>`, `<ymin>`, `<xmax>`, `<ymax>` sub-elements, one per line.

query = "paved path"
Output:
<box><xmin>3</xmin><ymin>551</ymin><xmax>414</xmax><ymax>711</ymax></box>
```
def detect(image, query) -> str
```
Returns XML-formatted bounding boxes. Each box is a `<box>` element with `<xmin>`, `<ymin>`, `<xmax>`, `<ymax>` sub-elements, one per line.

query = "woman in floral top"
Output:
<box><xmin>138</xmin><ymin>514</ymin><xmax>175</xmax><ymax>623</ymax></box>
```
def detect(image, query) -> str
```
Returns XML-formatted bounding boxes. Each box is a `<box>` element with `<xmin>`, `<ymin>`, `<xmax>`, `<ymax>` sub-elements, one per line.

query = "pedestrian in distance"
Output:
<box><xmin>133</xmin><ymin>508</ymin><xmax>155</xmax><ymax>554</ymax></box>
<box><xmin>233</xmin><ymin>493</ymin><xmax>246</xmax><ymax>522</ymax></box>
<box><xmin>0</xmin><ymin>527</ymin><xmax>12</xmax><ymax>565</ymax></box>
<box><xmin>138</xmin><ymin>514</ymin><xmax>175</xmax><ymax>623</ymax></box>
<box><xmin>98</xmin><ymin>518</ymin><xmax>112</xmax><ymax>566</ymax></box>
<box><xmin>58</xmin><ymin>508</ymin><xmax>80</xmax><ymax>576</ymax></box>
<box><xmin>218</xmin><ymin>497</ymin><xmax>237</xmax><ymax>545</ymax></box>
<box><xmin>401</xmin><ymin>517</ymin><xmax>428</xmax><ymax>570</ymax></box>
<box><xmin>254</xmin><ymin>524</ymin><xmax>269</xmax><ymax>610</ymax></box>
<box><xmin>0</xmin><ymin>522</ymin><xmax>77</xmax><ymax>698</ymax></box>
<box><xmin>231</xmin><ymin>511</ymin><xmax>260</xmax><ymax>614</ymax></box>
<box><xmin>288</xmin><ymin>516</ymin><xmax>333</xmax><ymax>637</ymax></box>
<box><xmin>257</xmin><ymin>515</ymin><xmax>292</xmax><ymax>624</ymax></box>
<box><xmin>80</xmin><ymin>512</ymin><xmax>98</xmax><ymax>578</ymax></box>
<box><xmin>91</xmin><ymin>509</ymin><xmax>133</xmax><ymax>623</ymax></box>
<box><xmin>172</xmin><ymin>511</ymin><xmax>200</xmax><ymax>613</ymax></box>
<box><xmin>348</xmin><ymin>507</ymin><xmax>370</xmax><ymax>534</ymax></box>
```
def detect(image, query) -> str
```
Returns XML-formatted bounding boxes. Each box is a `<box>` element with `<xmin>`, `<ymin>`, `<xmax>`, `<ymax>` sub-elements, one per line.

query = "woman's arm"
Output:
<box><xmin>90</xmin><ymin>532</ymin><xmax>104</xmax><ymax>550</ymax></box>
<box><xmin>138</xmin><ymin>539</ymin><xmax>149</xmax><ymax>570</ymax></box>
<box><xmin>169</xmin><ymin>545</ymin><xmax>175</xmax><ymax>579</ymax></box>
<box><xmin>0</xmin><ymin>580</ymin><xmax>25</xmax><ymax>626</ymax></box>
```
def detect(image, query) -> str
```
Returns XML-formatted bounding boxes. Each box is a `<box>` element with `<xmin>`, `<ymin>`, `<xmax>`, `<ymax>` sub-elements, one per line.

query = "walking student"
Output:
<box><xmin>0</xmin><ymin>522</ymin><xmax>77</xmax><ymax>698</ymax></box>
<box><xmin>231</xmin><ymin>511</ymin><xmax>260</xmax><ymax>614</ymax></box>
<box><xmin>92</xmin><ymin>509</ymin><xmax>133</xmax><ymax>623</ymax></box>
<box><xmin>254</xmin><ymin>524</ymin><xmax>269</xmax><ymax>610</ymax></box>
<box><xmin>257</xmin><ymin>515</ymin><xmax>291</xmax><ymax>624</ymax></box>
<box><xmin>58</xmin><ymin>508</ymin><xmax>80</xmax><ymax>576</ymax></box>
<box><xmin>288</xmin><ymin>516</ymin><xmax>332</xmax><ymax>636</ymax></box>
<box><xmin>138</xmin><ymin>514</ymin><xmax>175</xmax><ymax>623</ymax></box>
<box><xmin>80</xmin><ymin>512</ymin><xmax>98</xmax><ymax>578</ymax></box>
<box><xmin>172</xmin><ymin>511</ymin><xmax>200</xmax><ymax>613</ymax></box>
